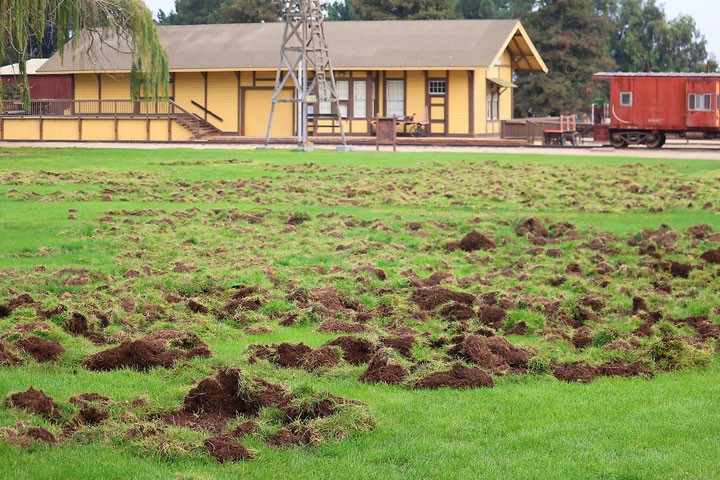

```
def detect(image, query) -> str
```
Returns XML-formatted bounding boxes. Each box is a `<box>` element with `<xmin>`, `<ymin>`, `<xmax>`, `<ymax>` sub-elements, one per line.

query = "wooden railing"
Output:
<box><xmin>1</xmin><ymin>98</ymin><xmax>206</xmax><ymax>138</ymax></box>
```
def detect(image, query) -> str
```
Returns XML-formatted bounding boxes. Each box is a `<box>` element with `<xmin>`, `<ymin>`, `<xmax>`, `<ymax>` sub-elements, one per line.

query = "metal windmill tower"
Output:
<box><xmin>264</xmin><ymin>0</ymin><xmax>347</xmax><ymax>149</ymax></box>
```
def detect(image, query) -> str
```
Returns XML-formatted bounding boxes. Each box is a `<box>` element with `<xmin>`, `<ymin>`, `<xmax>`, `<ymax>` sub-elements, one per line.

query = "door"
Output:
<box><xmin>427</xmin><ymin>78</ymin><xmax>447</xmax><ymax>135</ymax></box>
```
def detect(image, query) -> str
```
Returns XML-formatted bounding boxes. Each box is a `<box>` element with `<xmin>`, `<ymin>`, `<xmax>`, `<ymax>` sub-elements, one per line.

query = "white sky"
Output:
<box><xmin>141</xmin><ymin>0</ymin><xmax>720</xmax><ymax>62</ymax></box>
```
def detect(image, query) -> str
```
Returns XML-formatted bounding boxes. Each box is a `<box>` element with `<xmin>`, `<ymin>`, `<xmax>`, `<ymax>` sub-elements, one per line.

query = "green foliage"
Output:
<box><xmin>347</xmin><ymin>0</ymin><xmax>458</xmax><ymax>19</ymax></box>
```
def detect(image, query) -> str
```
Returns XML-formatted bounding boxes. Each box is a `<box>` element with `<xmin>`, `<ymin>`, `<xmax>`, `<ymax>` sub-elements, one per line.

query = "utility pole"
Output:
<box><xmin>263</xmin><ymin>0</ymin><xmax>348</xmax><ymax>150</ymax></box>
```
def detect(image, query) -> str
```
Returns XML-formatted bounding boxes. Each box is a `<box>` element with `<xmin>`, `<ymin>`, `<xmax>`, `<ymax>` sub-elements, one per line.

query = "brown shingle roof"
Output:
<box><xmin>39</xmin><ymin>20</ymin><xmax>545</xmax><ymax>73</ymax></box>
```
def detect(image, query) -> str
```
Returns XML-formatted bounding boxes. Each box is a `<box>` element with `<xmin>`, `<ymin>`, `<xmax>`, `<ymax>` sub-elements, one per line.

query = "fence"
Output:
<box><xmin>501</xmin><ymin>117</ymin><xmax>594</xmax><ymax>143</ymax></box>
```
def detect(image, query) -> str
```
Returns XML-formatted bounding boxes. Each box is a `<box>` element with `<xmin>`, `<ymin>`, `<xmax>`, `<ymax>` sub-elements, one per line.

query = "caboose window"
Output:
<box><xmin>620</xmin><ymin>92</ymin><xmax>632</xmax><ymax>107</ymax></box>
<box><xmin>688</xmin><ymin>93</ymin><xmax>712</xmax><ymax>111</ymax></box>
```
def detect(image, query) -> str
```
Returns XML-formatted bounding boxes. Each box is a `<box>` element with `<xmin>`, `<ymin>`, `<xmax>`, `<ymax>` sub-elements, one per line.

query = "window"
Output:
<box><xmin>688</xmin><ymin>93</ymin><xmax>712</xmax><ymax>111</ymax></box>
<box><xmin>620</xmin><ymin>92</ymin><xmax>632</xmax><ymax>107</ymax></box>
<box><xmin>486</xmin><ymin>87</ymin><xmax>499</xmax><ymax>121</ymax></box>
<box><xmin>428</xmin><ymin>80</ymin><xmax>446</xmax><ymax>95</ymax></box>
<box><xmin>386</xmin><ymin>80</ymin><xmax>404</xmax><ymax>117</ymax></box>
<box><xmin>353</xmin><ymin>80</ymin><xmax>367</xmax><ymax>118</ymax></box>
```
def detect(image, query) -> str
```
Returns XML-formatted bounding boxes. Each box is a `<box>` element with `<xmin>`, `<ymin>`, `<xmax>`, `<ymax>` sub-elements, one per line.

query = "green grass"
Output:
<box><xmin>0</xmin><ymin>146</ymin><xmax>719</xmax><ymax>479</ymax></box>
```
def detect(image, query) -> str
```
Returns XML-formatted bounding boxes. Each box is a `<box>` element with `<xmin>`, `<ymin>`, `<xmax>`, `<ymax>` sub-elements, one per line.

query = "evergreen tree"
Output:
<box><xmin>347</xmin><ymin>0</ymin><xmax>458</xmax><ymax>20</ymax></box>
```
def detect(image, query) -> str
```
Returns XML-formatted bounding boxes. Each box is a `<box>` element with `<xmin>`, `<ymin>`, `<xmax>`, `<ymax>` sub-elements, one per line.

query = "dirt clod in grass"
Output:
<box><xmin>8</xmin><ymin>387</ymin><xmax>60</xmax><ymax>421</ymax></box>
<box><xmin>449</xmin><ymin>334</ymin><xmax>528</xmax><ymax>372</ymax></box>
<box><xmin>83</xmin><ymin>330</ymin><xmax>210</xmax><ymax>371</ymax></box>
<box><xmin>379</xmin><ymin>336</ymin><xmax>416</xmax><ymax>359</ymax></box>
<box><xmin>476</xmin><ymin>304</ymin><xmax>506</xmax><ymax>329</ymax></box>
<box><xmin>301</xmin><ymin>345</ymin><xmax>342</xmax><ymax>371</ymax></box>
<box><xmin>411</xmin><ymin>287</ymin><xmax>475</xmax><ymax>311</ymax></box>
<box><xmin>74</xmin><ymin>406</ymin><xmax>109</xmax><ymax>426</ymax></box>
<box><xmin>230</xmin><ymin>420</ymin><xmax>259</xmax><ymax>438</ymax></box>
<box><xmin>267</xmin><ymin>428</ymin><xmax>301</xmax><ymax>449</ymax></box>
<box><xmin>0</xmin><ymin>342</ymin><xmax>22</xmax><ymax>365</ymax></box>
<box><xmin>68</xmin><ymin>393</ymin><xmax>110</xmax><ymax>406</ymax></box>
<box><xmin>571</xmin><ymin>327</ymin><xmax>594</xmax><ymax>349</ymax></box>
<box><xmin>187</xmin><ymin>299</ymin><xmax>208</xmax><ymax>314</ymax></box>
<box><xmin>505</xmin><ymin>321</ymin><xmax>528</xmax><ymax>335</ymax></box>
<box><xmin>700</xmin><ymin>248</ymin><xmax>720</xmax><ymax>264</ymax></box>
<box><xmin>516</xmin><ymin>217</ymin><xmax>550</xmax><ymax>238</ymax></box>
<box><xmin>414</xmin><ymin>363</ymin><xmax>493</xmax><ymax>389</ymax></box>
<box><xmin>359</xmin><ymin>352</ymin><xmax>408</xmax><ymax>385</ymax></box>
<box><xmin>3</xmin><ymin>425</ymin><xmax>57</xmax><ymax>446</ymax></box>
<box><xmin>276</xmin><ymin>342</ymin><xmax>313</xmax><ymax>368</ymax></box>
<box><xmin>553</xmin><ymin>361</ymin><xmax>651</xmax><ymax>383</ymax></box>
<box><xmin>459</xmin><ymin>229</ymin><xmax>496</xmax><ymax>251</ymax></box>
<box><xmin>63</xmin><ymin>312</ymin><xmax>104</xmax><ymax>345</ymax></box>
<box><xmin>325</xmin><ymin>336</ymin><xmax>376</xmax><ymax>365</ymax></box>
<box><xmin>204</xmin><ymin>435</ymin><xmax>256</xmax><ymax>462</ymax></box>
<box><xmin>16</xmin><ymin>336</ymin><xmax>64</xmax><ymax>362</ymax></box>
<box><xmin>632</xmin><ymin>296</ymin><xmax>648</xmax><ymax>313</ymax></box>
<box><xmin>668</xmin><ymin>261</ymin><xmax>693</xmax><ymax>279</ymax></box>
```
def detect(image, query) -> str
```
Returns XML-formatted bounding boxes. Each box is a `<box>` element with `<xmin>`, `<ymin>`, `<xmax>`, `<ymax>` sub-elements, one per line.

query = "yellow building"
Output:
<box><xmin>1</xmin><ymin>20</ymin><xmax>546</xmax><ymax>142</ymax></box>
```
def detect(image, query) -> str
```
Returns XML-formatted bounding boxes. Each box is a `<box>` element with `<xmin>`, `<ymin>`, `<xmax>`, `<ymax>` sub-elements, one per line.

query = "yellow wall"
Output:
<box><xmin>2</xmin><ymin>119</ymin><xmax>40</xmax><ymax>140</ymax></box>
<box><xmin>44</xmin><ymin>119</ymin><xmax>80</xmax><ymax>141</ymax></box>
<box><xmin>101</xmin><ymin>75</ymin><xmax>131</xmax><ymax>100</ymax></box>
<box><xmin>82</xmin><ymin>120</ymin><xmax>115</xmax><ymax>141</ymax></box>
<box><xmin>149</xmin><ymin>119</ymin><xmax>171</xmax><ymax>141</ymax></box>
<box><xmin>117</xmin><ymin>119</ymin><xmax>147</xmax><ymax>141</ymax></box>
<box><xmin>174</xmin><ymin>72</ymin><xmax>206</xmax><ymax>119</ymax></box>
<box><xmin>448</xmin><ymin>71</ymin><xmax>469</xmax><ymax>135</ymax></box>
<box><xmin>244</xmin><ymin>88</ymin><xmax>294</xmax><ymax>137</ymax></box>
<box><xmin>75</xmin><ymin>74</ymin><xmax>98</xmax><ymax>100</ymax></box>
<box><xmin>406</xmin><ymin>71</ymin><xmax>425</xmax><ymax>123</ymax></box>
<box><xmin>207</xmin><ymin>72</ymin><xmax>239</xmax><ymax>133</ymax></box>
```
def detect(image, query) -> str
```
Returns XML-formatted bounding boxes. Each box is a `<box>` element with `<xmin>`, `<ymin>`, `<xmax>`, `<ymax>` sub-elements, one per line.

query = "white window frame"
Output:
<box><xmin>486</xmin><ymin>87</ymin><xmax>499</xmax><ymax>121</ymax></box>
<box><xmin>620</xmin><ymin>92</ymin><xmax>632</xmax><ymax>107</ymax></box>
<box><xmin>428</xmin><ymin>80</ymin><xmax>446</xmax><ymax>96</ymax></box>
<box><xmin>386</xmin><ymin>80</ymin><xmax>405</xmax><ymax>117</ymax></box>
<box><xmin>353</xmin><ymin>80</ymin><xmax>367</xmax><ymax>118</ymax></box>
<box><xmin>688</xmin><ymin>93</ymin><xmax>712</xmax><ymax>111</ymax></box>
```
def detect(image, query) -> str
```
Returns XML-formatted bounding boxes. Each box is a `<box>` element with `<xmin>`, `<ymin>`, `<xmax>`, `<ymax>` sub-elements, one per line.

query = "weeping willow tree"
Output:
<box><xmin>0</xmin><ymin>0</ymin><xmax>168</xmax><ymax>106</ymax></box>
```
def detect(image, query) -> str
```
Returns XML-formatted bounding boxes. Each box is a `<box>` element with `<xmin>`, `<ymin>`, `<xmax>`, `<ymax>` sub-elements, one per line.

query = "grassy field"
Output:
<box><xmin>0</xmin><ymin>147</ymin><xmax>718</xmax><ymax>479</ymax></box>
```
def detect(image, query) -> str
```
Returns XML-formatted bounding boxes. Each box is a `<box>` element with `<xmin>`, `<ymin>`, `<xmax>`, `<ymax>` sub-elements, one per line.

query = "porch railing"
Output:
<box><xmin>1</xmin><ymin>99</ymin><xmax>204</xmax><ymax>138</ymax></box>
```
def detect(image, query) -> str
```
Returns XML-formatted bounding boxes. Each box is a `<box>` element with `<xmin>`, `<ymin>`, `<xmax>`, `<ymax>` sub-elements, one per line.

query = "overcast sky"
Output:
<box><xmin>141</xmin><ymin>0</ymin><xmax>720</xmax><ymax>62</ymax></box>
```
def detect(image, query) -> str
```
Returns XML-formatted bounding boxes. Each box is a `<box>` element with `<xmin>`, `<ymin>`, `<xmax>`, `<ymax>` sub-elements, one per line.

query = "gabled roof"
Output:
<box><xmin>39</xmin><ymin>20</ymin><xmax>546</xmax><ymax>74</ymax></box>
<box><xmin>0</xmin><ymin>59</ymin><xmax>49</xmax><ymax>76</ymax></box>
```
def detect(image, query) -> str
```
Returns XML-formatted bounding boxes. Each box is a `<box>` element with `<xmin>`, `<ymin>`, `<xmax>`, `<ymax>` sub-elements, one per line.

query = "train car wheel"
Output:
<box><xmin>645</xmin><ymin>132</ymin><xmax>666</xmax><ymax>149</ymax></box>
<box><xmin>610</xmin><ymin>134</ymin><xmax>628</xmax><ymax>148</ymax></box>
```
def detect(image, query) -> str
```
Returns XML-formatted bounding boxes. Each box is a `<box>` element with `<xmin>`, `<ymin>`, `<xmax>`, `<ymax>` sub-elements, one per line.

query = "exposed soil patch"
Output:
<box><xmin>516</xmin><ymin>217</ymin><xmax>550</xmax><ymax>238</ymax></box>
<box><xmin>8</xmin><ymin>387</ymin><xmax>60</xmax><ymax>421</ymax></box>
<box><xmin>379</xmin><ymin>336</ymin><xmax>415</xmax><ymax>359</ymax></box>
<box><xmin>0</xmin><ymin>341</ymin><xmax>21</xmax><ymax>366</ymax></box>
<box><xmin>83</xmin><ymin>330</ymin><xmax>210</xmax><ymax>371</ymax></box>
<box><xmin>63</xmin><ymin>312</ymin><xmax>104</xmax><ymax>345</ymax></box>
<box><xmin>449</xmin><ymin>334</ymin><xmax>529</xmax><ymax>372</ymax></box>
<box><xmin>414</xmin><ymin>363</ymin><xmax>493</xmax><ymax>389</ymax></box>
<box><xmin>325</xmin><ymin>336</ymin><xmax>376</xmax><ymax>365</ymax></box>
<box><xmin>276</xmin><ymin>342</ymin><xmax>313</xmax><ymax>368</ymax></box>
<box><xmin>412</xmin><ymin>287</ymin><xmax>475</xmax><ymax>311</ymax></box>
<box><xmin>16</xmin><ymin>336</ymin><xmax>64</xmax><ymax>362</ymax></box>
<box><xmin>700</xmin><ymin>248</ymin><xmax>720</xmax><ymax>264</ymax></box>
<box><xmin>301</xmin><ymin>346</ymin><xmax>342</xmax><ymax>371</ymax></box>
<box><xmin>2</xmin><ymin>425</ymin><xmax>56</xmax><ymax>446</ymax></box>
<box><xmin>359</xmin><ymin>352</ymin><xmax>407</xmax><ymax>385</ymax></box>
<box><xmin>267</xmin><ymin>428</ymin><xmax>301</xmax><ymax>449</ymax></box>
<box><xmin>204</xmin><ymin>435</ymin><xmax>256</xmax><ymax>462</ymax></box>
<box><xmin>68</xmin><ymin>393</ymin><xmax>111</xmax><ymax>406</ymax></box>
<box><xmin>553</xmin><ymin>361</ymin><xmax>651</xmax><ymax>383</ymax></box>
<box><xmin>458</xmin><ymin>229</ymin><xmax>496</xmax><ymax>252</ymax></box>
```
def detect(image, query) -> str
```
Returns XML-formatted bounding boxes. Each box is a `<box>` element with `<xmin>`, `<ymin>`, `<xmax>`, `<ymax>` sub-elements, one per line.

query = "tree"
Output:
<box><xmin>456</xmin><ymin>0</ymin><xmax>537</xmax><ymax>20</ymax></box>
<box><xmin>514</xmin><ymin>0</ymin><xmax>616</xmax><ymax>116</ymax></box>
<box><xmin>610</xmin><ymin>0</ymin><xmax>707</xmax><ymax>72</ymax></box>
<box><xmin>347</xmin><ymin>0</ymin><xmax>458</xmax><ymax>20</ymax></box>
<box><xmin>218</xmin><ymin>0</ymin><xmax>284</xmax><ymax>23</ymax></box>
<box><xmin>327</xmin><ymin>0</ymin><xmax>360</xmax><ymax>21</ymax></box>
<box><xmin>1</xmin><ymin>0</ymin><xmax>168</xmax><ymax>105</ymax></box>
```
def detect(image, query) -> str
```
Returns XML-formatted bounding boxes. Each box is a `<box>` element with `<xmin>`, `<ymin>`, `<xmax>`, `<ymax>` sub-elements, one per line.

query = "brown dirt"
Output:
<box><xmin>459</xmin><ymin>229</ymin><xmax>496</xmax><ymax>251</ymax></box>
<box><xmin>0</xmin><ymin>341</ymin><xmax>21</xmax><ymax>365</ymax></box>
<box><xmin>325</xmin><ymin>336</ymin><xmax>376</xmax><ymax>365</ymax></box>
<box><xmin>13</xmin><ymin>321</ymin><xmax>52</xmax><ymax>333</ymax></box>
<box><xmin>700</xmin><ymin>248</ymin><xmax>720</xmax><ymax>264</ymax></box>
<box><xmin>301</xmin><ymin>345</ymin><xmax>342</xmax><ymax>371</ymax></box>
<box><xmin>414</xmin><ymin>363</ymin><xmax>493</xmax><ymax>389</ymax></box>
<box><xmin>438</xmin><ymin>301</ymin><xmax>476</xmax><ymax>321</ymax></box>
<box><xmin>505</xmin><ymin>321</ymin><xmax>528</xmax><ymax>335</ymax></box>
<box><xmin>204</xmin><ymin>435</ymin><xmax>256</xmax><ymax>462</ymax></box>
<box><xmin>673</xmin><ymin>315</ymin><xmax>720</xmax><ymax>342</ymax></box>
<box><xmin>552</xmin><ymin>363</ymin><xmax>597</xmax><ymax>383</ymax></box>
<box><xmin>668</xmin><ymin>261</ymin><xmax>693</xmax><ymax>279</ymax></box>
<box><xmin>477</xmin><ymin>304</ymin><xmax>507</xmax><ymax>329</ymax></box>
<box><xmin>516</xmin><ymin>217</ymin><xmax>550</xmax><ymax>238</ymax></box>
<box><xmin>411</xmin><ymin>286</ymin><xmax>476</xmax><ymax>311</ymax></box>
<box><xmin>316</xmin><ymin>319</ymin><xmax>369</xmax><ymax>333</ymax></box>
<box><xmin>267</xmin><ymin>428</ymin><xmax>301</xmax><ymax>449</ymax></box>
<box><xmin>16</xmin><ymin>336</ymin><xmax>64</xmax><ymax>362</ymax></box>
<box><xmin>74</xmin><ymin>406</ymin><xmax>109</xmax><ymax>426</ymax></box>
<box><xmin>379</xmin><ymin>336</ymin><xmax>415</xmax><ymax>359</ymax></box>
<box><xmin>187</xmin><ymin>299</ymin><xmax>208</xmax><ymax>314</ymax></box>
<box><xmin>275</xmin><ymin>342</ymin><xmax>313</xmax><ymax>368</ymax></box>
<box><xmin>686</xmin><ymin>224</ymin><xmax>713</xmax><ymax>240</ymax></box>
<box><xmin>311</xmin><ymin>287</ymin><xmax>349</xmax><ymax>316</ymax></box>
<box><xmin>230</xmin><ymin>420</ymin><xmax>259</xmax><ymax>438</ymax></box>
<box><xmin>8</xmin><ymin>387</ymin><xmax>60</xmax><ymax>421</ymax></box>
<box><xmin>63</xmin><ymin>312</ymin><xmax>104</xmax><ymax>345</ymax></box>
<box><xmin>571</xmin><ymin>327</ymin><xmax>594</xmax><ymax>349</ymax></box>
<box><xmin>83</xmin><ymin>330</ymin><xmax>210</xmax><ymax>371</ymax></box>
<box><xmin>358</xmin><ymin>352</ymin><xmax>408</xmax><ymax>385</ymax></box>
<box><xmin>632</xmin><ymin>296</ymin><xmax>648</xmax><ymax>313</ymax></box>
<box><xmin>3</xmin><ymin>426</ymin><xmax>56</xmax><ymax>446</ymax></box>
<box><xmin>553</xmin><ymin>361</ymin><xmax>651</xmax><ymax>383</ymax></box>
<box><xmin>0</xmin><ymin>304</ymin><xmax>13</xmax><ymax>318</ymax></box>
<box><xmin>449</xmin><ymin>334</ymin><xmax>528</xmax><ymax>372</ymax></box>
<box><xmin>632</xmin><ymin>322</ymin><xmax>655</xmax><ymax>337</ymax></box>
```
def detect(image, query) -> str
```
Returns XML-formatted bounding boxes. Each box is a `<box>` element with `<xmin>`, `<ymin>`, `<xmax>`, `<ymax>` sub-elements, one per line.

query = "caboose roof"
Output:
<box><xmin>38</xmin><ymin>20</ymin><xmax>547</xmax><ymax>74</ymax></box>
<box><xmin>594</xmin><ymin>72</ymin><xmax>720</xmax><ymax>80</ymax></box>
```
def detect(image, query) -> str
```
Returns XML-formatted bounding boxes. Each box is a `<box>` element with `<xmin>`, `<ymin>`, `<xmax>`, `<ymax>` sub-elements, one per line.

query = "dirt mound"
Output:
<box><xmin>267</xmin><ymin>428</ymin><xmax>301</xmax><ymax>449</ymax></box>
<box><xmin>73</xmin><ymin>406</ymin><xmax>109</xmax><ymax>426</ymax></box>
<box><xmin>12</xmin><ymin>321</ymin><xmax>52</xmax><ymax>333</ymax></box>
<box><xmin>204</xmin><ymin>435</ymin><xmax>256</xmax><ymax>462</ymax></box>
<box><xmin>325</xmin><ymin>336</ymin><xmax>376</xmax><ymax>365</ymax></box>
<box><xmin>686</xmin><ymin>224</ymin><xmax>713</xmax><ymax>240</ymax></box>
<box><xmin>668</xmin><ymin>261</ymin><xmax>693</xmax><ymax>279</ymax></box>
<box><xmin>316</xmin><ymin>319</ymin><xmax>369</xmax><ymax>333</ymax></box>
<box><xmin>553</xmin><ymin>361</ymin><xmax>651</xmax><ymax>383</ymax></box>
<box><xmin>552</xmin><ymin>363</ymin><xmax>597</xmax><ymax>383</ymax></box>
<box><xmin>402</xmin><ymin>270</ymin><xmax>455</xmax><ymax>288</ymax></box>
<box><xmin>8</xmin><ymin>293</ymin><xmax>35</xmax><ymax>310</ymax></box>
<box><xmin>449</xmin><ymin>334</ymin><xmax>529</xmax><ymax>372</ymax></box>
<box><xmin>63</xmin><ymin>312</ymin><xmax>104</xmax><ymax>345</ymax></box>
<box><xmin>311</xmin><ymin>287</ymin><xmax>351</xmax><ymax>316</ymax></box>
<box><xmin>68</xmin><ymin>393</ymin><xmax>111</xmax><ymax>406</ymax></box>
<box><xmin>230</xmin><ymin>420</ymin><xmax>259</xmax><ymax>438</ymax></box>
<box><xmin>411</xmin><ymin>287</ymin><xmax>476</xmax><ymax>311</ymax></box>
<box><xmin>301</xmin><ymin>346</ymin><xmax>342</xmax><ymax>371</ymax></box>
<box><xmin>183</xmin><ymin>368</ymin><xmax>288</xmax><ymax>418</ymax></box>
<box><xmin>16</xmin><ymin>336</ymin><xmax>64</xmax><ymax>362</ymax></box>
<box><xmin>3</xmin><ymin>425</ymin><xmax>56</xmax><ymax>446</ymax></box>
<box><xmin>505</xmin><ymin>321</ymin><xmax>527</xmax><ymax>335</ymax></box>
<box><xmin>516</xmin><ymin>217</ymin><xmax>550</xmax><ymax>238</ymax></box>
<box><xmin>459</xmin><ymin>229</ymin><xmax>496</xmax><ymax>251</ymax></box>
<box><xmin>379</xmin><ymin>336</ymin><xmax>415</xmax><ymax>359</ymax></box>
<box><xmin>438</xmin><ymin>301</ymin><xmax>476</xmax><ymax>321</ymax></box>
<box><xmin>8</xmin><ymin>387</ymin><xmax>60</xmax><ymax>421</ymax></box>
<box><xmin>83</xmin><ymin>330</ymin><xmax>210</xmax><ymax>371</ymax></box>
<box><xmin>358</xmin><ymin>352</ymin><xmax>407</xmax><ymax>385</ymax></box>
<box><xmin>276</xmin><ymin>342</ymin><xmax>313</xmax><ymax>368</ymax></box>
<box><xmin>571</xmin><ymin>327</ymin><xmax>594</xmax><ymax>349</ymax></box>
<box><xmin>673</xmin><ymin>315</ymin><xmax>720</xmax><ymax>342</ymax></box>
<box><xmin>414</xmin><ymin>363</ymin><xmax>493</xmax><ymax>389</ymax></box>
<box><xmin>700</xmin><ymin>248</ymin><xmax>720</xmax><ymax>264</ymax></box>
<box><xmin>0</xmin><ymin>342</ymin><xmax>21</xmax><ymax>366</ymax></box>
<box><xmin>477</xmin><ymin>304</ymin><xmax>506</xmax><ymax>329</ymax></box>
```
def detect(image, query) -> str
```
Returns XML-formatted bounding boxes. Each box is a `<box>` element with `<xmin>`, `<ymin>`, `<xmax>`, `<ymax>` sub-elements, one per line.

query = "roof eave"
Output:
<box><xmin>491</xmin><ymin>21</ymin><xmax>548</xmax><ymax>74</ymax></box>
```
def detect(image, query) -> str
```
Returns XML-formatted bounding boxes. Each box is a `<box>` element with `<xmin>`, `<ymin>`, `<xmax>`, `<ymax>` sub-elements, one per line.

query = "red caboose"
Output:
<box><xmin>592</xmin><ymin>72</ymin><xmax>720</xmax><ymax>148</ymax></box>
